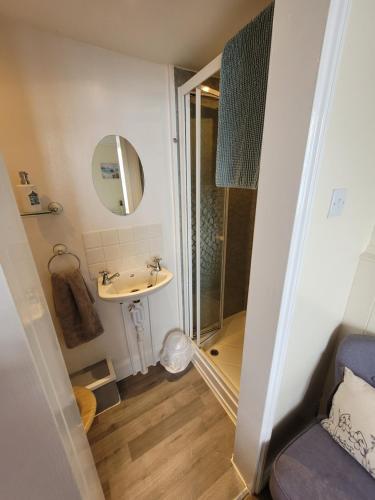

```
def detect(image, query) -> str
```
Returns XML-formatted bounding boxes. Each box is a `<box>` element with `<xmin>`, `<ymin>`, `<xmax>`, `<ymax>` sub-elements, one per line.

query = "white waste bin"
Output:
<box><xmin>160</xmin><ymin>330</ymin><xmax>193</xmax><ymax>374</ymax></box>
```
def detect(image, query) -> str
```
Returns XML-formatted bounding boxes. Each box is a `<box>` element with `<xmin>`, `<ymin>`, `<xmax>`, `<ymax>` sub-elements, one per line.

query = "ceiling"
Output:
<box><xmin>0</xmin><ymin>0</ymin><xmax>270</xmax><ymax>70</ymax></box>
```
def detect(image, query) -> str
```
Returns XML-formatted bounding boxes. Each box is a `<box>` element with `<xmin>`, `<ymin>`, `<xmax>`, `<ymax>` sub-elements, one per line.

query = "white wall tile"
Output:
<box><xmin>88</xmin><ymin>262</ymin><xmax>105</xmax><ymax>280</ymax></box>
<box><xmin>86</xmin><ymin>247</ymin><xmax>105</xmax><ymax>265</ymax></box>
<box><xmin>82</xmin><ymin>231</ymin><xmax>101</xmax><ymax>249</ymax></box>
<box><xmin>148</xmin><ymin>224</ymin><xmax>163</xmax><ymax>238</ymax></box>
<box><xmin>83</xmin><ymin>225</ymin><xmax>164</xmax><ymax>277</ymax></box>
<box><xmin>132</xmin><ymin>225</ymin><xmax>150</xmax><ymax>241</ymax></box>
<box><xmin>122</xmin><ymin>255</ymin><xmax>138</xmax><ymax>270</ymax></box>
<box><xmin>133</xmin><ymin>239</ymin><xmax>150</xmax><ymax>256</ymax></box>
<box><xmin>132</xmin><ymin>253</ymin><xmax>150</xmax><ymax>268</ymax></box>
<box><xmin>149</xmin><ymin>237</ymin><xmax>163</xmax><ymax>256</ymax></box>
<box><xmin>118</xmin><ymin>227</ymin><xmax>134</xmax><ymax>244</ymax></box>
<box><xmin>103</xmin><ymin>244</ymin><xmax>120</xmax><ymax>261</ymax></box>
<box><xmin>105</xmin><ymin>259</ymin><xmax>123</xmax><ymax>273</ymax></box>
<box><xmin>119</xmin><ymin>242</ymin><xmax>138</xmax><ymax>258</ymax></box>
<box><xmin>100</xmin><ymin>229</ymin><xmax>119</xmax><ymax>246</ymax></box>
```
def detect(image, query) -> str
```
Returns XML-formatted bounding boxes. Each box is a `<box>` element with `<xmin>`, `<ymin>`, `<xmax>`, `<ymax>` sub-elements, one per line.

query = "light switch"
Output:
<box><xmin>328</xmin><ymin>188</ymin><xmax>346</xmax><ymax>217</ymax></box>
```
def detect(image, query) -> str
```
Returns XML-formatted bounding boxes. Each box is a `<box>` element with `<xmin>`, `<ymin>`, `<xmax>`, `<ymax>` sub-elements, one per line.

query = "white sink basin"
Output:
<box><xmin>97</xmin><ymin>267</ymin><xmax>173</xmax><ymax>302</ymax></box>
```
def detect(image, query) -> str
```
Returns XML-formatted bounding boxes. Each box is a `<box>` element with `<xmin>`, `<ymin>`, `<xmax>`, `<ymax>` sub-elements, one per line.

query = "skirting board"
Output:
<box><xmin>192</xmin><ymin>343</ymin><xmax>238</xmax><ymax>423</ymax></box>
<box><xmin>233</xmin><ymin>488</ymin><xmax>250</xmax><ymax>500</ymax></box>
<box><xmin>232</xmin><ymin>456</ymin><xmax>250</xmax><ymax>496</ymax></box>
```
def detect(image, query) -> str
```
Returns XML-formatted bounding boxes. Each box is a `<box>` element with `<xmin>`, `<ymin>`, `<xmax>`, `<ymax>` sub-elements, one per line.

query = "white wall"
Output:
<box><xmin>0</xmin><ymin>18</ymin><xmax>179</xmax><ymax>379</ymax></box>
<box><xmin>274</xmin><ymin>0</ymin><xmax>375</xmax><ymax>427</ymax></box>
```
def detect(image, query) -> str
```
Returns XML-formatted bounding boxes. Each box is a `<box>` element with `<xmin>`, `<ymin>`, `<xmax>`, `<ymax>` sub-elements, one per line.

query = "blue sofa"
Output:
<box><xmin>270</xmin><ymin>334</ymin><xmax>375</xmax><ymax>500</ymax></box>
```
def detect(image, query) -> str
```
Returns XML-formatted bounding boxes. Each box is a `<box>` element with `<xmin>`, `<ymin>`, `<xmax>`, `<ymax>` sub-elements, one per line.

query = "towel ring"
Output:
<box><xmin>48</xmin><ymin>243</ymin><xmax>81</xmax><ymax>274</ymax></box>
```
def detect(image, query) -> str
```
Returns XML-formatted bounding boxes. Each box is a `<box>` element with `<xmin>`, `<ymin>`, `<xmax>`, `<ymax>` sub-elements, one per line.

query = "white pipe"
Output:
<box><xmin>129</xmin><ymin>301</ymin><xmax>148</xmax><ymax>374</ymax></box>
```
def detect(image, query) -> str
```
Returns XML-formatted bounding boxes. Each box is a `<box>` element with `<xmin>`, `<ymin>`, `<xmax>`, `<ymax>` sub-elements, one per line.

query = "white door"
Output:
<box><xmin>0</xmin><ymin>155</ymin><xmax>104</xmax><ymax>499</ymax></box>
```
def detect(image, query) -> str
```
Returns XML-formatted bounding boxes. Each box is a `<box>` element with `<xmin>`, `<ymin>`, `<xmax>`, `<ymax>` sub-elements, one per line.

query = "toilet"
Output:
<box><xmin>73</xmin><ymin>386</ymin><xmax>97</xmax><ymax>433</ymax></box>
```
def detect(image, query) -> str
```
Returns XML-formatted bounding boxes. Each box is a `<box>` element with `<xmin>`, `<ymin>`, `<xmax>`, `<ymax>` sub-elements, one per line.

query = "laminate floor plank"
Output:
<box><xmin>88</xmin><ymin>364</ymin><xmax>245</xmax><ymax>500</ymax></box>
<box><xmin>128</xmin><ymin>396</ymin><xmax>204</xmax><ymax>460</ymax></box>
<box><xmin>109</xmin><ymin>408</ymin><xmax>217</xmax><ymax>497</ymax></box>
<box><xmin>114</xmin><ymin>414</ymin><xmax>232</xmax><ymax>499</ymax></box>
<box><xmin>90</xmin><ymin>372</ymin><xmax>200</xmax><ymax>442</ymax></box>
<box><xmin>91</xmin><ymin>383</ymin><xmax>199</xmax><ymax>455</ymax></box>
<box><xmin>198</xmin><ymin>468</ymin><xmax>245</xmax><ymax>500</ymax></box>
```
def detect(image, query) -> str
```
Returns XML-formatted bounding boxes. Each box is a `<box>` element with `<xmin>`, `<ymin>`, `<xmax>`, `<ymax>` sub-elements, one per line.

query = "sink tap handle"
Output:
<box><xmin>148</xmin><ymin>256</ymin><xmax>162</xmax><ymax>273</ymax></box>
<box><xmin>99</xmin><ymin>270</ymin><xmax>109</xmax><ymax>285</ymax></box>
<box><xmin>99</xmin><ymin>270</ymin><xmax>119</xmax><ymax>285</ymax></box>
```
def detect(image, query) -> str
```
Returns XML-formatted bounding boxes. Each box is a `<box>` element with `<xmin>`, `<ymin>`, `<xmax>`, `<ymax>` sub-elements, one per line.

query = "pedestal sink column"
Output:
<box><xmin>128</xmin><ymin>300</ymin><xmax>148</xmax><ymax>375</ymax></box>
<box><xmin>97</xmin><ymin>266</ymin><xmax>173</xmax><ymax>376</ymax></box>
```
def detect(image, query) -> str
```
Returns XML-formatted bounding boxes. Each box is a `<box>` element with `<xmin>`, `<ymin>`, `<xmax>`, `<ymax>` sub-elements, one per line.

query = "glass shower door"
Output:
<box><xmin>187</xmin><ymin>79</ymin><xmax>226</xmax><ymax>347</ymax></box>
<box><xmin>199</xmin><ymin>91</ymin><xmax>226</xmax><ymax>337</ymax></box>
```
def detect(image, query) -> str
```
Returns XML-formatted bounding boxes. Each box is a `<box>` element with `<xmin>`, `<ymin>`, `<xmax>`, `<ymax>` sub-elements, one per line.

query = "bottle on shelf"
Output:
<box><xmin>16</xmin><ymin>171</ymin><xmax>42</xmax><ymax>213</ymax></box>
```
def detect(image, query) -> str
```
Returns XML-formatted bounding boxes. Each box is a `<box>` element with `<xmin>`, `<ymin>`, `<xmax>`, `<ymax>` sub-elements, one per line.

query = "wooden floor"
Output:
<box><xmin>88</xmin><ymin>364</ymin><xmax>246</xmax><ymax>500</ymax></box>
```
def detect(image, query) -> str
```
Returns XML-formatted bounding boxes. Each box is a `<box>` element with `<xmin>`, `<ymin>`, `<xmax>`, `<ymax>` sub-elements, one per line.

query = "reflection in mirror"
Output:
<box><xmin>92</xmin><ymin>135</ymin><xmax>144</xmax><ymax>215</ymax></box>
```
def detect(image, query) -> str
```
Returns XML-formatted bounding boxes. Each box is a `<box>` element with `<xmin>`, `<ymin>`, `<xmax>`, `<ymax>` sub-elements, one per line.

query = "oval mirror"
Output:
<box><xmin>92</xmin><ymin>135</ymin><xmax>144</xmax><ymax>215</ymax></box>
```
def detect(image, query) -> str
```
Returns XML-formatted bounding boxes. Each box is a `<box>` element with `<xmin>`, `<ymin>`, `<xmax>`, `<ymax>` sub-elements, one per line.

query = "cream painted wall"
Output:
<box><xmin>274</xmin><ymin>0</ymin><xmax>375</xmax><ymax>426</ymax></box>
<box><xmin>343</xmin><ymin>230</ymin><xmax>375</xmax><ymax>335</ymax></box>
<box><xmin>0</xmin><ymin>18</ymin><xmax>179</xmax><ymax>379</ymax></box>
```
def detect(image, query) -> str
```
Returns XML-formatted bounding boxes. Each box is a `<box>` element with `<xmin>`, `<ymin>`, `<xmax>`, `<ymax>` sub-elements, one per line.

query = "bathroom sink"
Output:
<box><xmin>97</xmin><ymin>267</ymin><xmax>173</xmax><ymax>302</ymax></box>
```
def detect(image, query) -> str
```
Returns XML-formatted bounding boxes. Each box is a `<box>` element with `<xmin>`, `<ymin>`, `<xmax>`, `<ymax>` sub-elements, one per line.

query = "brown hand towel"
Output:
<box><xmin>51</xmin><ymin>269</ymin><xmax>104</xmax><ymax>348</ymax></box>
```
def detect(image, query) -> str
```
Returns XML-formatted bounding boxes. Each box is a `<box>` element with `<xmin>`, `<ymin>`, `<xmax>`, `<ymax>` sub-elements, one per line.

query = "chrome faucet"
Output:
<box><xmin>147</xmin><ymin>256</ymin><xmax>162</xmax><ymax>274</ymax></box>
<box><xmin>99</xmin><ymin>271</ymin><xmax>120</xmax><ymax>285</ymax></box>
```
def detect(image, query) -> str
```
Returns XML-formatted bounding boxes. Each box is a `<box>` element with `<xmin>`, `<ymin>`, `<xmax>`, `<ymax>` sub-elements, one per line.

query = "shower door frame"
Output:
<box><xmin>178</xmin><ymin>54</ymin><xmax>225</xmax><ymax>348</ymax></box>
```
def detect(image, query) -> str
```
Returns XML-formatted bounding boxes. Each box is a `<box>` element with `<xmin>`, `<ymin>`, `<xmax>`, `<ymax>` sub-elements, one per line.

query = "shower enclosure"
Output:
<box><xmin>178</xmin><ymin>58</ymin><xmax>256</xmax><ymax>357</ymax></box>
<box><xmin>178</xmin><ymin>59</ymin><xmax>224</xmax><ymax>348</ymax></box>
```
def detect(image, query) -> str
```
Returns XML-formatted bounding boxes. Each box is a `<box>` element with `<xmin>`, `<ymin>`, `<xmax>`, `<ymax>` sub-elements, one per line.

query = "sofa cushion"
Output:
<box><xmin>270</xmin><ymin>423</ymin><xmax>375</xmax><ymax>500</ymax></box>
<box><xmin>321</xmin><ymin>367</ymin><xmax>375</xmax><ymax>478</ymax></box>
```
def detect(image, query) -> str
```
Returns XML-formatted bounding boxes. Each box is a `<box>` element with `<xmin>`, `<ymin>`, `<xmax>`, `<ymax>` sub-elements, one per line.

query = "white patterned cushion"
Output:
<box><xmin>321</xmin><ymin>367</ymin><xmax>375</xmax><ymax>478</ymax></box>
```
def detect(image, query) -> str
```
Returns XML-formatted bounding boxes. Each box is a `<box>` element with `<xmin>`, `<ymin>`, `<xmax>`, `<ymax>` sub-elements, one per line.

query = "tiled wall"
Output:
<box><xmin>82</xmin><ymin>224</ymin><xmax>163</xmax><ymax>279</ymax></box>
<box><xmin>224</xmin><ymin>189</ymin><xmax>257</xmax><ymax>318</ymax></box>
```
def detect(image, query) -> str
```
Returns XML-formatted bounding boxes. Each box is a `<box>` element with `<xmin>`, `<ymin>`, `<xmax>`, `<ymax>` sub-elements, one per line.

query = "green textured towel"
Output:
<box><xmin>216</xmin><ymin>3</ymin><xmax>274</xmax><ymax>189</ymax></box>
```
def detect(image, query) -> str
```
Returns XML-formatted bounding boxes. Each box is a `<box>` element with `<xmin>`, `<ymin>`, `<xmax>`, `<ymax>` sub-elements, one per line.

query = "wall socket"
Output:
<box><xmin>328</xmin><ymin>188</ymin><xmax>346</xmax><ymax>217</ymax></box>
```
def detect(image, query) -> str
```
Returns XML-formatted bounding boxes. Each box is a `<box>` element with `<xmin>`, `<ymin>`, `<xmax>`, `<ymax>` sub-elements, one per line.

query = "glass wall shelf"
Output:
<box><xmin>20</xmin><ymin>201</ymin><xmax>63</xmax><ymax>217</ymax></box>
